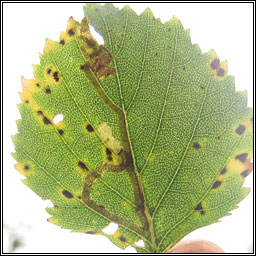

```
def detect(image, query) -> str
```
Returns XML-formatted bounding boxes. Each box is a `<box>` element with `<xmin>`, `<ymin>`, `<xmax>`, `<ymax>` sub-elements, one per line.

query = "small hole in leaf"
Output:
<box><xmin>102</xmin><ymin>223</ymin><xmax>118</xmax><ymax>235</ymax></box>
<box><xmin>89</xmin><ymin>25</ymin><xmax>104</xmax><ymax>44</ymax></box>
<box><xmin>134</xmin><ymin>240</ymin><xmax>145</xmax><ymax>247</ymax></box>
<box><xmin>53</xmin><ymin>114</ymin><xmax>63</xmax><ymax>124</ymax></box>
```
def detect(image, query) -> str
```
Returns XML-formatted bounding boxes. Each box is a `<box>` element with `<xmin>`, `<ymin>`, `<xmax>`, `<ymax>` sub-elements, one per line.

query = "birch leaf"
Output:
<box><xmin>12</xmin><ymin>3</ymin><xmax>253</xmax><ymax>253</ymax></box>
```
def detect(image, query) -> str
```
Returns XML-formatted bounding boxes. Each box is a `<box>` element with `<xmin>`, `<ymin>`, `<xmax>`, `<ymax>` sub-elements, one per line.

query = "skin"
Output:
<box><xmin>167</xmin><ymin>240</ymin><xmax>224</xmax><ymax>253</ymax></box>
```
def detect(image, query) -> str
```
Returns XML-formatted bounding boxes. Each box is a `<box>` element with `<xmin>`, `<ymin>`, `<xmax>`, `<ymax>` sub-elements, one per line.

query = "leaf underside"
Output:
<box><xmin>12</xmin><ymin>3</ymin><xmax>253</xmax><ymax>253</ymax></box>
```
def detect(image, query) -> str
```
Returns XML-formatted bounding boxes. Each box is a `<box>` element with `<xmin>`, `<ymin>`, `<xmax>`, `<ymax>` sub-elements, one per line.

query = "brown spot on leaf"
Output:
<box><xmin>212</xmin><ymin>180</ymin><xmax>222</xmax><ymax>189</ymax></box>
<box><xmin>121</xmin><ymin>33</ymin><xmax>124</xmax><ymax>38</ymax></box>
<box><xmin>193</xmin><ymin>142</ymin><xmax>201</xmax><ymax>149</ymax></box>
<box><xmin>60</xmin><ymin>40</ymin><xmax>65</xmax><ymax>45</ymax></box>
<box><xmin>217</xmin><ymin>68</ymin><xmax>225</xmax><ymax>77</ymax></box>
<box><xmin>210</xmin><ymin>58</ymin><xmax>220</xmax><ymax>69</ymax></box>
<box><xmin>119</xmin><ymin>236</ymin><xmax>126</xmax><ymax>242</ymax></box>
<box><xmin>78</xmin><ymin>161</ymin><xmax>88</xmax><ymax>170</ymax></box>
<box><xmin>220</xmin><ymin>167</ymin><xmax>227</xmax><ymax>175</ymax></box>
<box><xmin>107</xmin><ymin>29</ymin><xmax>113</xmax><ymax>33</ymax></box>
<box><xmin>86</xmin><ymin>124</ymin><xmax>94</xmax><ymax>132</ymax></box>
<box><xmin>195</xmin><ymin>202</ymin><xmax>203</xmax><ymax>210</ymax></box>
<box><xmin>235</xmin><ymin>153</ymin><xmax>248</xmax><ymax>163</ymax></box>
<box><xmin>58</xmin><ymin>129</ymin><xmax>64</xmax><ymax>135</ymax></box>
<box><xmin>68</xmin><ymin>29</ymin><xmax>75</xmax><ymax>36</ymax></box>
<box><xmin>62</xmin><ymin>190</ymin><xmax>73</xmax><ymax>198</ymax></box>
<box><xmin>235</xmin><ymin>124</ymin><xmax>246</xmax><ymax>135</ymax></box>
<box><xmin>85</xmin><ymin>38</ymin><xmax>96</xmax><ymax>48</ymax></box>
<box><xmin>117</xmin><ymin>44</ymin><xmax>121</xmax><ymax>49</ymax></box>
<box><xmin>43</xmin><ymin>116</ymin><xmax>52</xmax><ymax>125</ymax></box>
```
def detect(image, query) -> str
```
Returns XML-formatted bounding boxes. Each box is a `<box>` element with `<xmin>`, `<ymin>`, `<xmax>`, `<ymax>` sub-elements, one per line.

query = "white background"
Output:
<box><xmin>3</xmin><ymin>2</ymin><xmax>253</xmax><ymax>253</ymax></box>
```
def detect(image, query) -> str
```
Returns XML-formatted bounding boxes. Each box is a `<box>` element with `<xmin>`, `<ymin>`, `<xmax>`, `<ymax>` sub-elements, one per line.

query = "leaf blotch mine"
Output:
<box><xmin>210</xmin><ymin>58</ymin><xmax>220</xmax><ymax>69</ymax></box>
<box><xmin>192</xmin><ymin>142</ymin><xmax>201</xmax><ymax>149</ymax></box>
<box><xmin>220</xmin><ymin>167</ymin><xmax>227</xmax><ymax>175</ymax></box>
<box><xmin>119</xmin><ymin>236</ymin><xmax>126</xmax><ymax>242</ymax></box>
<box><xmin>62</xmin><ymin>190</ymin><xmax>73</xmax><ymax>199</ymax></box>
<box><xmin>78</xmin><ymin>161</ymin><xmax>88</xmax><ymax>170</ymax></box>
<box><xmin>235</xmin><ymin>124</ymin><xmax>246</xmax><ymax>135</ymax></box>
<box><xmin>235</xmin><ymin>153</ymin><xmax>248</xmax><ymax>163</ymax></box>
<box><xmin>43</xmin><ymin>116</ymin><xmax>52</xmax><ymax>125</ymax></box>
<box><xmin>212</xmin><ymin>180</ymin><xmax>222</xmax><ymax>189</ymax></box>
<box><xmin>195</xmin><ymin>202</ymin><xmax>203</xmax><ymax>210</ymax></box>
<box><xmin>86</xmin><ymin>124</ymin><xmax>94</xmax><ymax>132</ymax></box>
<box><xmin>58</xmin><ymin>129</ymin><xmax>64</xmax><ymax>135</ymax></box>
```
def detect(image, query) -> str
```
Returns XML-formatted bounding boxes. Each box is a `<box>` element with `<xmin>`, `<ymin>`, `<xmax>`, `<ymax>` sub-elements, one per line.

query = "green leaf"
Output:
<box><xmin>12</xmin><ymin>3</ymin><xmax>253</xmax><ymax>253</ymax></box>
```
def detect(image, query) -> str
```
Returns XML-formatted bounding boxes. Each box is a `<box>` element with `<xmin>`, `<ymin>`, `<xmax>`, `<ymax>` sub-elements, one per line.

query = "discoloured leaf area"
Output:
<box><xmin>12</xmin><ymin>3</ymin><xmax>252</xmax><ymax>253</ymax></box>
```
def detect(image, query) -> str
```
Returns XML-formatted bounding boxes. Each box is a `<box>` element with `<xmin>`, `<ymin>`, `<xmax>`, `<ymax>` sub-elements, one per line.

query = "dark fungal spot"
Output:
<box><xmin>220</xmin><ymin>167</ymin><xmax>227</xmax><ymax>175</ymax></box>
<box><xmin>36</xmin><ymin>83</ymin><xmax>40</xmax><ymax>88</ymax></box>
<box><xmin>85</xmin><ymin>38</ymin><xmax>96</xmax><ymax>48</ymax></box>
<box><xmin>200</xmin><ymin>86</ymin><xmax>205</xmax><ymax>90</ymax></box>
<box><xmin>53</xmin><ymin>71</ymin><xmax>59</xmax><ymax>82</ymax></box>
<box><xmin>25</xmin><ymin>100</ymin><xmax>29</xmax><ymax>103</ymax></box>
<box><xmin>210</xmin><ymin>58</ymin><xmax>220</xmax><ymax>69</ymax></box>
<box><xmin>235</xmin><ymin>153</ymin><xmax>248</xmax><ymax>163</ymax></box>
<box><xmin>78</xmin><ymin>196</ymin><xmax>81</xmax><ymax>199</ymax></box>
<box><xmin>47</xmin><ymin>69</ymin><xmax>51</xmax><ymax>74</ymax></box>
<box><xmin>68</xmin><ymin>29</ymin><xmax>75</xmax><ymax>36</ymax></box>
<box><xmin>117</xmin><ymin>44</ymin><xmax>121</xmax><ymax>49</ymax></box>
<box><xmin>80</xmin><ymin>65</ymin><xmax>85</xmax><ymax>70</ymax></box>
<box><xmin>107</xmin><ymin>29</ymin><xmax>113</xmax><ymax>33</ymax></box>
<box><xmin>99</xmin><ymin>205</ymin><xmax>105</xmax><ymax>209</ymax></box>
<box><xmin>235</xmin><ymin>124</ymin><xmax>246</xmax><ymax>135</ymax></box>
<box><xmin>91</xmin><ymin>172</ymin><xmax>101</xmax><ymax>179</ymax></box>
<box><xmin>217</xmin><ymin>68</ymin><xmax>225</xmax><ymax>77</ymax></box>
<box><xmin>53</xmin><ymin>76</ymin><xmax>59</xmax><ymax>82</ymax></box>
<box><xmin>60</xmin><ymin>40</ymin><xmax>65</xmax><ymax>45</ymax></box>
<box><xmin>45</xmin><ymin>88</ymin><xmax>51</xmax><ymax>94</ymax></box>
<box><xmin>119</xmin><ymin>236</ymin><xmax>126</xmax><ymax>242</ymax></box>
<box><xmin>86</xmin><ymin>231</ymin><xmax>96</xmax><ymax>234</ymax></box>
<box><xmin>78</xmin><ymin>161</ymin><xmax>88</xmax><ymax>170</ymax></box>
<box><xmin>107</xmin><ymin>155</ymin><xmax>113</xmax><ymax>161</ymax></box>
<box><xmin>155</xmin><ymin>52</ymin><xmax>158</xmax><ymax>56</ymax></box>
<box><xmin>62</xmin><ymin>190</ymin><xmax>73</xmax><ymax>198</ymax></box>
<box><xmin>212</xmin><ymin>180</ymin><xmax>222</xmax><ymax>189</ymax></box>
<box><xmin>58</xmin><ymin>129</ymin><xmax>64</xmax><ymax>135</ymax></box>
<box><xmin>195</xmin><ymin>202</ymin><xmax>203</xmax><ymax>210</ymax></box>
<box><xmin>200</xmin><ymin>210</ymin><xmax>205</xmax><ymax>215</ymax></box>
<box><xmin>37</xmin><ymin>110</ymin><xmax>43</xmax><ymax>115</ymax></box>
<box><xmin>24</xmin><ymin>165</ymin><xmax>30</xmax><ymax>170</ymax></box>
<box><xmin>54</xmin><ymin>205</ymin><xmax>58</xmax><ymax>208</ymax></box>
<box><xmin>43</xmin><ymin>116</ymin><xmax>52</xmax><ymax>125</ymax></box>
<box><xmin>168</xmin><ymin>28</ymin><xmax>171</xmax><ymax>32</ymax></box>
<box><xmin>183</xmin><ymin>65</ymin><xmax>186</xmax><ymax>71</ymax></box>
<box><xmin>122</xmin><ymin>25</ymin><xmax>125</xmax><ymax>29</ymax></box>
<box><xmin>193</xmin><ymin>142</ymin><xmax>201</xmax><ymax>149</ymax></box>
<box><xmin>241</xmin><ymin>170</ymin><xmax>250</xmax><ymax>178</ymax></box>
<box><xmin>217</xmin><ymin>136</ymin><xmax>221</xmax><ymax>140</ymax></box>
<box><xmin>106</xmin><ymin>148</ymin><xmax>112</xmax><ymax>155</ymax></box>
<box><xmin>86</xmin><ymin>124</ymin><xmax>94</xmax><ymax>132</ymax></box>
